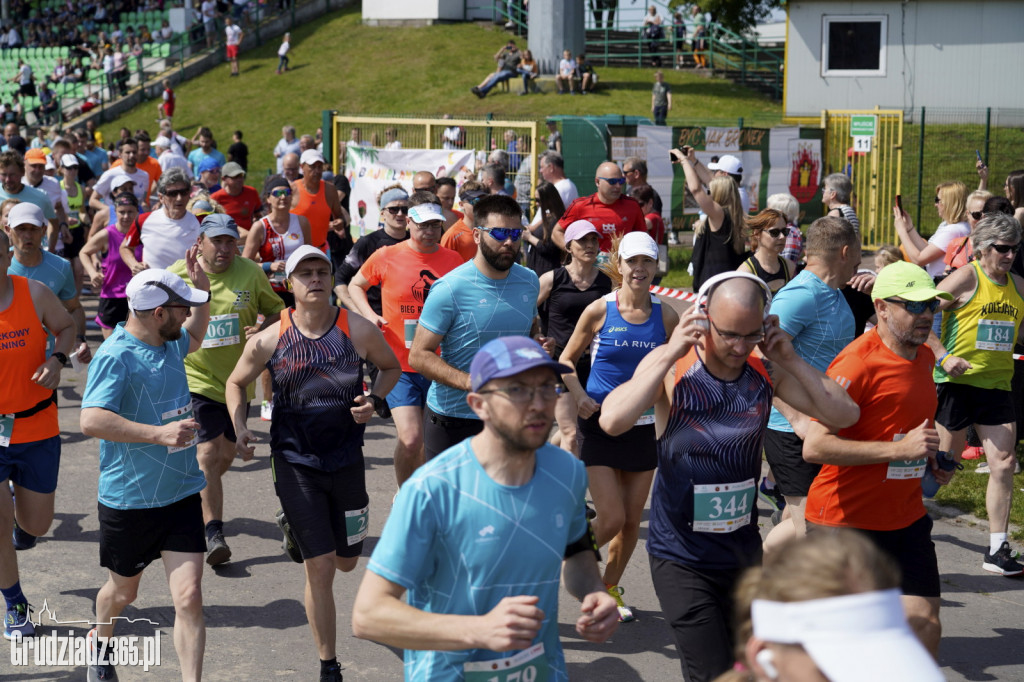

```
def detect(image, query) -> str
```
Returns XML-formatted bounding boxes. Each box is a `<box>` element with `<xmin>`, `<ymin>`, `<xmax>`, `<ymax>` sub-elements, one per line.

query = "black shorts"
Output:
<box><xmin>578</xmin><ymin>413</ymin><xmax>657</xmax><ymax>471</ymax></box>
<box><xmin>808</xmin><ymin>515</ymin><xmax>940</xmax><ymax>598</ymax></box>
<box><xmin>63</xmin><ymin>225</ymin><xmax>86</xmax><ymax>259</ymax></box>
<box><xmin>935</xmin><ymin>383</ymin><xmax>1015</xmax><ymax>431</ymax></box>
<box><xmin>98</xmin><ymin>493</ymin><xmax>206</xmax><ymax>577</ymax></box>
<box><xmin>423</xmin><ymin>405</ymin><xmax>484</xmax><ymax>460</ymax></box>
<box><xmin>763</xmin><ymin>428</ymin><xmax>821</xmax><ymax>497</ymax></box>
<box><xmin>271</xmin><ymin>454</ymin><xmax>369</xmax><ymax>560</ymax></box>
<box><xmin>97</xmin><ymin>297</ymin><xmax>130</xmax><ymax>330</ymax></box>
<box><xmin>191</xmin><ymin>393</ymin><xmax>247</xmax><ymax>444</ymax></box>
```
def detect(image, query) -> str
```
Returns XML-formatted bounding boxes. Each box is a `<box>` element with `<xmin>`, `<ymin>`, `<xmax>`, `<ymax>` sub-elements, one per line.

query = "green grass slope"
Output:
<box><xmin>99</xmin><ymin>4</ymin><xmax>780</xmax><ymax>178</ymax></box>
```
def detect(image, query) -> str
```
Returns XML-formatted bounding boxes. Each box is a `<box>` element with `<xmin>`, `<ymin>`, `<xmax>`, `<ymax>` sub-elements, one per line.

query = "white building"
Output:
<box><xmin>784</xmin><ymin>0</ymin><xmax>1024</xmax><ymax>119</ymax></box>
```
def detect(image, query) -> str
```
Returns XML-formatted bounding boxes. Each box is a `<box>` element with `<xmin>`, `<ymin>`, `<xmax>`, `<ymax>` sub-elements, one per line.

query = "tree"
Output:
<box><xmin>669</xmin><ymin>0</ymin><xmax>782</xmax><ymax>36</ymax></box>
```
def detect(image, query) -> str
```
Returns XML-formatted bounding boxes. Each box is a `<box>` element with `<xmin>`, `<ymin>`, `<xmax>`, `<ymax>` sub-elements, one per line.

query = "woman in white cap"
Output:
<box><xmin>716</xmin><ymin>530</ymin><xmax>944</xmax><ymax>682</ymax></box>
<box><xmin>537</xmin><ymin>219</ymin><xmax>611</xmax><ymax>456</ymax></box>
<box><xmin>559</xmin><ymin>231</ymin><xmax>679</xmax><ymax>622</ymax></box>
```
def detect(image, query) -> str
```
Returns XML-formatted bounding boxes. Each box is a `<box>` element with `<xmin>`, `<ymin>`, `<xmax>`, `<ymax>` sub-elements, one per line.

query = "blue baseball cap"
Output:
<box><xmin>200</xmin><ymin>213</ymin><xmax>239</xmax><ymax>239</ymax></box>
<box><xmin>470</xmin><ymin>336</ymin><xmax>572</xmax><ymax>392</ymax></box>
<box><xmin>198</xmin><ymin>156</ymin><xmax>221</xmax><ymax>174</ymax></box>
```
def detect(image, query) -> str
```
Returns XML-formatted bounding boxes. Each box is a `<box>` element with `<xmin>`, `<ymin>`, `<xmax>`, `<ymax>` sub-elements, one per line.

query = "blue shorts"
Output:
<box><xmin>0</xmin><ymin>435</ymin><xmax>61</xmax><ymax>494</ymax></box>
<box><xmin>386</xmin><ymin>371</ymin><xmax>431</xmax><ymax>409</ymax></box>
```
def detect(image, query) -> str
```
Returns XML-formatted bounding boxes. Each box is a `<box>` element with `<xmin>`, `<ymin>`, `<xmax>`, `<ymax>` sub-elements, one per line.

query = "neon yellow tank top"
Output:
<box><xmin>60</xmin><ymin>178</ymin><xmax>83</xmax><ymax>228</ymax></box>
<box><xmin>936</xmin><ymin>260</ymin><xmax>1024</xmax><ymax>389</ymax></box>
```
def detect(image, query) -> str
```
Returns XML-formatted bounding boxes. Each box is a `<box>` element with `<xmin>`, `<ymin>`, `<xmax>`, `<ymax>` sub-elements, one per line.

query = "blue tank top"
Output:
<box><xmin>268</xmin><ymin>308</ymin><xmax>365</xmax><ymax>471</ymax></box>
<box><xmin>586</xmin><ymin>292</ymin><xmax>666</xmax><ymax>403</ymax></box>
<box><xmin>648</xmin><ymin>348</ymin><xmax>773</xmax><ymax>570</ymax></box>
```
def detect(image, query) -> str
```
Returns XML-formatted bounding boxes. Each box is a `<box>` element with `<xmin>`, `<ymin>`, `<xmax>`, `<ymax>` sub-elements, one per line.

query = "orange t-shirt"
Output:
<box><xmin>439</xmin><ymin>219</ymin><xmax>477</xmax><ymax>262</ymax></box>
<box><xmin>359</xmin><ymin>241</ymin><xmax>464</xmax><ymax>371</ymax></box>
<box><xmin>113</xmin><ymin>156</ymin><xmax>161</xmax><ymax>194</ymax></box>
<box><xmin>0</xmin><ymin>276</ymin><xmax>59</xmax><ymax>443</ymax></box>
<box><xmin>806</xmin><ymin>328</ymin><xmax>936</xmax><ymax>531</ymax></box>
<box><xmin>943</xmin><ymin>236</ymin><xmax>972</xmax><ymax>270</ymax></box>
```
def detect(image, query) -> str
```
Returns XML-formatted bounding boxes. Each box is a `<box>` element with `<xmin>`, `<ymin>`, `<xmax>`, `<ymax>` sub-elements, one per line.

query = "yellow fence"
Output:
<box><xmin>821</xmin><ymin>108</ymin><xmax>904</xmax><ymax>247</ymax></box>
<box><xmin>328</xmin><ymin>115</ymin><xmax>540</xmax><ymax>212</ymax></box>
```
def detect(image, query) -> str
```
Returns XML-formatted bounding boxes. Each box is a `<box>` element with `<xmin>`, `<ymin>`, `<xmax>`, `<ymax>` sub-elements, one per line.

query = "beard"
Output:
<box><xmin>479</xmin><ymin>235</ymin><xmax>519</xmax><ymax>272</ymax></box>
<box><xmin>159</xmin><ymin>315</ymin><xmax>184</xmax><ymax>341</ymax></box>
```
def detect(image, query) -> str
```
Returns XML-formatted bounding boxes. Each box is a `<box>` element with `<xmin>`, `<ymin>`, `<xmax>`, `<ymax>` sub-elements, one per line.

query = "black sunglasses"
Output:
<box><xmin>970</xmin><ymin>211</ymin><xmax>984</xmax><ymax>221</ymax></box>
<box><xmin>766</xmin><ymin>228</ymin><xmax>787</xmax><ymax>239</ymax></box>
<box><xmin>883</xmin><ymin>298</ymin><xmax>940</xmax><ymax>315</ymax></box>
<box><xmin>991</xmin><ymin>243</ymin><xmax>1021</xmax><ymax>254</ymax></box>
<box><xmin>384</xmin><ymin>206</ymin><xmax>410</xmax><ymax>215</ymax></box>
<box><xmin>163</xmin><ymin>188</ymin><xmax>189</xmax><ymax>198</ymax></box>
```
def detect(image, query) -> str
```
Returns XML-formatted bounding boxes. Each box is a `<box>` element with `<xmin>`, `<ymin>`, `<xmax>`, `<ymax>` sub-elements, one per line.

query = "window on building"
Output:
<box><xmin>821</xmin><ymin>15</ymin><xmax>887</xmax><ymax>77</ymax></box>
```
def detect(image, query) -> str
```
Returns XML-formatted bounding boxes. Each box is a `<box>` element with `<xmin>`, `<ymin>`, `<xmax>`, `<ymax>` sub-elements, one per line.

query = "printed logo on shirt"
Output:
<box><xmin>411</xmin><ymin>270</ymin><xmax>440</xmax><ymax>304</ymax></box>
<box><xmin>232</xmin><ymin>289</ymin><xmax>251</xmax><ymax>309</ymax></box>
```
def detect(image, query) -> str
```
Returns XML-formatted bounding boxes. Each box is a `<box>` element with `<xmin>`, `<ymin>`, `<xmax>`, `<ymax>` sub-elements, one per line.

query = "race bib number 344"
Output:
<box><xmin>692</xmin><ymin>478</ymin><xmax>756</xmax><ymax>533</ymax></box>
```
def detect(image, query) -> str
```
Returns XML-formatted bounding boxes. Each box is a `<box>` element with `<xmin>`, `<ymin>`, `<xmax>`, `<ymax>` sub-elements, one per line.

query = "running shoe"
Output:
<box><xmin>12</xmin><ymin>520</ymin><xmax>37</xmax><ymax>551</ymax></box>
<box><xmin>206</xmin><ymin>531</ymin><xmax>232</xmax><ymax>566</ymax></box>
<box><xmin>320</xmin><ymin>661</ymin><xmax>343</xmax><ymax>682</ymax></box>
<box><xmin>757</xmin><ymin>478</ymin><xmax>786</xmax><ymax>513</ymax></box>
<box><xmin>585</xmin><ymin>502</ymin><xmax>597</xmax><ymax>520</ymax></box>
<box><xmin>982</xmin><ymin>542</ymin><xmax>1024</xmax><ymax>577</ymax></box>
<box><xmin>4</xmin><ymin>602</ymin><xmax>34</xmax><ymax>639</ymax></box>
<box><xmin>87</xmin><ymin>628</ymin><xmax>119</xmax><ymax>681</ymax></box>
<box><xmin>974</xmin><ymin>460</ymin><xmax>1022</xmax><ymax>474</ymax></box>
<box><xmin>276</xmin><ymin>509</ymin><xmax>303</xmax><ymax>563</ymax></box>
<box><xmin>961</xmin><ymin>445</ymin><xmax>983</xmax><ymax>460</ymax></box>
<box><xmin>607</xmin><ymin>585</ymin><xmax>636</xmax><ymax>623</ymax></box>
<box><xmin>260</xmin><ymin>400</ymin><xmax>273</xmax><ymax>422</ymax></box>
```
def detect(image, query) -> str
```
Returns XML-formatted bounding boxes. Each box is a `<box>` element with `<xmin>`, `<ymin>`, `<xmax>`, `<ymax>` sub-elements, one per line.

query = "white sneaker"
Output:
<box><xmin>975</xmin><ymin>460</ymin><xmax>1022</xmax><ymax>474</ymax></box>
<box><xmin>260</xmin><ymin>400</ymin><xmax>272</xmax><ymax>422</ymax></box>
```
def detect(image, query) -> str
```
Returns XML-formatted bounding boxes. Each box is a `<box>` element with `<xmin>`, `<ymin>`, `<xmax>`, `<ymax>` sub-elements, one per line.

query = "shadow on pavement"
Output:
<box><xmin>940</xmin><ymin>628</ymin><xmax>1024</xmax><ymax>681</ymax></box>
<box><xmin>567</xmin><ymin>655</ymin><xmax>649</xmax><ymax>681</ymax></box>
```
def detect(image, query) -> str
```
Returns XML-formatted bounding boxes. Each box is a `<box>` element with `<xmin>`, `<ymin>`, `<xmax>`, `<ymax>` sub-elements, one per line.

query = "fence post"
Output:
<box><xmin>738</xmin><ymin>117</ymin><xmax>744</xmax><ymax>129</ymax></box>
<box><xmin>983</xmin><ymin>107</ymin><xmax>991</xmax><ymax>165</ymax></box>
<box><xmin>915</xmin><ymin>106</ymin><xmax>925</xmax><ymax>228</ymax></box>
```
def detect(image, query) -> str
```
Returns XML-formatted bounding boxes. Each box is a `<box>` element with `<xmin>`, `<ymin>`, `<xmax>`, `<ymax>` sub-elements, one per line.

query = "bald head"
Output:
<box><xmin>596</xmin><ymin>162</ymin><xmax>621</xmax><ymax>181</ymax></box>
<box><xmin>413</xmin><ymin>171</ymin><xmax>437</xmax><ymax>192</ymax></box>
<box><xmin>595</xmin><ymin>162</ymin><xmax>625</xmax><ymax>204</ymax></box>
<box><xmin>706</xmin><ymin>277</ymin><xmax>766</xmax><ymax>318</ymax></box>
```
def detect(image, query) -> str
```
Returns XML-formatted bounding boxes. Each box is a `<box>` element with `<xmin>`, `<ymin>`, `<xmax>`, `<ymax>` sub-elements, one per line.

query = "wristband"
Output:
<box><xmin>262</xmin><ymin>262</ymin><xmax>272</xmax><ymax>274</ymax></box>
<box><xmin>937</xmin><ymin>353</ymin><xmax>953</xmax><ymax>369</ymax></box>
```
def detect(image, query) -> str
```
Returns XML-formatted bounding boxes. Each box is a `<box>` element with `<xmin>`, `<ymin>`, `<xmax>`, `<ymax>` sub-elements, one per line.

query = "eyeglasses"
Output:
<box><xmin>163</xmin><ymin>188</ymin><xmax>189</xmax><ymax>198</ymax></box>
<box><xmin>478</xmin><ymin>227</ymin><xmax>523</xmax><ymax>242</ymax></box>
<box><xmin>991</xmin><ymin>243</ymin><xmax>1021</xmax><ymax>254</ymax></box>
<box><xmin>969</xmin><ymin>211</ymin><xmax>984</xmax><ymax>221</ymax></box>
<box><xmin>883</xmin><ymin>298</ymin><xmax>940</xmax><ymax>314</ymax></box>
<box><xmin>385</xmin><ymin>206</ymin><xmax>410</xmax><ymax>215</ymax></box>
<box><xmin>160</xmin><ymin>303</ymin><xmax>191</xmax><ymax>313</ymax></box>
<box><xmin>478</xmin><ymin>383</ymin><xmax>565</xmax><ymax>404</ymax></box>
<box><xmin>766</xmin><ymin>228</ymin><xmax>787</xmax><ymax>239</ymax></box>
<box><xmin>598</xmin><ymin>177</ymin><xmax>626</xmax><ymax>185</ymax></box>
<box><xmin>708</xmin><ymin>317</ymin><xmax>765</xmax><ymax>345</ymax></box>
<box><xmin>417</xmin><ymin>221</ymin><xmax>444</xmax><ymax>230</ymax></box>
<box><xmin>270</xmin><ymin>188</ymin><xmax>292</xmax><ymax>198</ymax></box>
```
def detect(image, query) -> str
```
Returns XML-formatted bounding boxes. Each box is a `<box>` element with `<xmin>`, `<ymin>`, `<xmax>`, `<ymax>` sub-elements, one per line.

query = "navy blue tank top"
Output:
<box><xmin>586</xmin><ymin>292</ymin><xmax>666</xmax><ymax>403</ymax></box>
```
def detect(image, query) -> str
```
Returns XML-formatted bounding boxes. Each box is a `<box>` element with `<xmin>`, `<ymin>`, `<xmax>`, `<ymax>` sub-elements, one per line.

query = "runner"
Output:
<box><xmin>554</xmin><ymin>161</ymin><xmax>646</xmax><ymax>252</ymax></box>
<box><xmin>348</xmin><ymin>199</ymin><xmax>463</xmax><ymax>486</ymax></box>
<box><xmin>352</xmin><ymin>336</ymin><xmax>619</xmax><ymax>681</ymax></box>
<box><xmin>599</xmin><ymin>272</ymin><xmax>858</xmax><ymax>681</ymax></box>
<box><xmin>438</xmin><ymin>181</ymin><xmax>487</xmax><ymax>262</ymax></box>
<box><xmin>559</xmin><ymin>231</ymin><xmax>678</xmax><ymax>622</ymax></box>
<box><xmin>290</xmin><ymin>149</ymin><xmax>344</xmax><ymax>254</ymax></box>
<box><xmin>57</xmin><ymin>154</ymin><xmax>87</xmax><ymax>296</ymax></box>
<box><xmin>409</xmin><ymin>194</ymin><xmax>544</xmax><ymax>460</ymax></box>
<box><xmin>79</xmin><ymin>193</ymin><xmax>143</xmax><ymax>338</ymax></box>
<box><xmin>23</xmin><ymin>148</ymin><xmax>71</xmax><ymax>259</ymax></box>
<box><xmin>803</xmin><ymin>261</ymin><xmax>955</xmax><ymax>656</ymax></box>
<box><xmin>120</xmin><ymin>168</ymin><xmax>202</xmax><ymax>271</ymax></box>
<box><xmin>79</xmin><ymin>262</ymin><xmax>211</xmax><ymax>682</ymax></box>
<box><xmin>0</xmin><ymin>227</ymin><xmax>75</xmax><ymax>639</ymax></box>
<box><xmin>537</xmin><ymin>219</ymin><xmax>611</xmax><ymax>456</ymax></box>
<box><xmin>928</xmin><ymin>212</ymin><xmax>1024</xmax><ymax>576</ymax></box>
<box><xmin>168</xmin><ymin>214</ymin><xmax>283</xmax><ymax>567</ymax></box>
<box><xmin>226</xmin><ymin>245</ymin><xmax>399</xmax><ymax>682</ymax></box>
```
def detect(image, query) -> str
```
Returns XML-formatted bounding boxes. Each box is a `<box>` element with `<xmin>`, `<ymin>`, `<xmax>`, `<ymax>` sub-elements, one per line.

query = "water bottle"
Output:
<box><xmin>922</xmin><ymin>450</ymin><xmax>962</xmax><ymax>498</ymax></box>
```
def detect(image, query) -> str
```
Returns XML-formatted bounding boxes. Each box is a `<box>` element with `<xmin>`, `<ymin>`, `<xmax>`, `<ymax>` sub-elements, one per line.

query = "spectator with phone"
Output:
<box><xmin>894</xmin><ymin>181</ymin><xmax>970</xmax><ymax>281</ymax></box>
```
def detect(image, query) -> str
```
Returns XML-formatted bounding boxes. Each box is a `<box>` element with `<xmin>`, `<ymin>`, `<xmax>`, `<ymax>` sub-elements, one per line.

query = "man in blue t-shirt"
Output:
<box><xmin>409</xmin><ymin>194</ymin><xmax>545</xmax><ymax>460</ymax></box>
<box><xmin>353</xmin><ymin>336</ymin><xmax>619</xmax><ymax>681</ymax></box>
<box><xmin>80</xmin><ymin>263</ymin><xmax>210</xmax><ymax>682</ymax></box>
<box><xmin>761</xmin><ymin>216</ymin><xmax>861</xmax><ymax>555</ymax></box>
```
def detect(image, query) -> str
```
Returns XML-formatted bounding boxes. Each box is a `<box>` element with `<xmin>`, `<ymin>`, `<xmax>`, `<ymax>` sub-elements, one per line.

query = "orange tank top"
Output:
<box><xmin>293</xmin><ymin>180</ymin><xmax>332</xmax><ymax>252</ymax></box>
<box><xmin>0</xmin><ymin>276</ymin><xmax>59</xmax><ymax>443</ymax></box>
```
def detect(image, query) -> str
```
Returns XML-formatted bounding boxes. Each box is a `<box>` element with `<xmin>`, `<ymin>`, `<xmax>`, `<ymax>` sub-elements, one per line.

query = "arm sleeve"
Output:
<box><xmin>416</xmin><ymin>277</ymin><xmax>455</xmax><ymax>336</ymax></box>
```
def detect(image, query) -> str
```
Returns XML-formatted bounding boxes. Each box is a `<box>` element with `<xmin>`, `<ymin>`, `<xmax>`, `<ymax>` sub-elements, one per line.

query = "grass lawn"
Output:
<box><xmin>935</xmin><ymin>450</ymin><xmax>1024</xmax><ymax>542</ymax></box>
<box><xmin>98</xmin><ymin>4</ymin><xmax>780</xmax><ymax>181</ymax></box>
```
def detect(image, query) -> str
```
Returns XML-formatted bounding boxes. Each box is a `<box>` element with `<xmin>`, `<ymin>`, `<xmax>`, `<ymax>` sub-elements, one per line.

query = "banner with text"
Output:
<box><xmin>345</xmin><ymin>148</ymin><xmax>476</xmax><ymax>236</ymax></box>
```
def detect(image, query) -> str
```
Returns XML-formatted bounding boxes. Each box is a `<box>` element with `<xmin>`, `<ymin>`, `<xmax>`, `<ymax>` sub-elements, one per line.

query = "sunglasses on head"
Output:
<box><xmin>478</xmin><ymin>227</ymin><xmax>523</xmax><ymax>242</ymax></box>
<box><xmin>991</xmin><ymin>243</ymin><xmax>1021</xmax><ymax>254</ymax></box>
<box><xmin>599</xmin><ymin>177</ymin><xmax>626</xmax><ymax>185</ymax></box>
<box><xmin>270</xmin><ymin>188</ymin><xmax>292</xmax><ymax>198</ymax></box>
<box><xmin>766</xmin><ymin>228</ymin><xmax>787</xmax><ymax>239</ymax></box>
<box><xmin>884</xmin><ymin>298</ymin><xmax>940</xmax><ymax>315</ymax></box>
<box><xmin>385</xmin><ymin>206</ymin><xmax>410</xmax><ymax>215</ymax></box>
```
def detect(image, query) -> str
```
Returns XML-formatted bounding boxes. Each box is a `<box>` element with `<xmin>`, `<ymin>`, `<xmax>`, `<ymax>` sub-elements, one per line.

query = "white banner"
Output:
<box><xmin>345</xmin><ymin>147</ymin><xmax>476</xmax><ymax>236</ymax></box>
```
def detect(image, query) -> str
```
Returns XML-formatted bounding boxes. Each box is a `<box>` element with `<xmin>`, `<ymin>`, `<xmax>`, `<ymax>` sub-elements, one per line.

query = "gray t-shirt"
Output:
<box><xmin>652</xmin><ymin>81</ymin><xmax>670</xmax><ymax>108</ymax></box>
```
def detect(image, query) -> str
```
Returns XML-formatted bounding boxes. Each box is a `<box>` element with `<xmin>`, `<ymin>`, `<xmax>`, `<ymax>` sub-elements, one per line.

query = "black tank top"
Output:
<box><xmin>692</xmin><ymin>213</ymin><xmax>746</xmax><ymax>290</ymax></box>
<box><xmin>545</xmin><ymin>266</ymin><xmax>613</xmax><ymax>347</ymax></box>
<box><xmin>743</xmin><ymin>255</ymin><xmax>790</xmax><ymax>292</ymax></box>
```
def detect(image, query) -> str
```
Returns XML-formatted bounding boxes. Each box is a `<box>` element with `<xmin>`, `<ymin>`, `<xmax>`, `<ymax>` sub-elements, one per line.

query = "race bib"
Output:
<box><xmin>464</xmin><ymin>643</ymin><xmax>549</xmax><ymax>682</ymax></box>
<box><xmin>345</xmin><ymin>506</ymin><xmax>369</xmax><ymax>546</ymax></box>
<box><xmin>886</xmin><ymin>432</ymin><xmax>927</xmax><ymax>479</ymax></box>
<box><xmin>692</xmin><ymin>478</ymin><xmax>755</xmax><ymax>533</ymax></box>
<box><xmin>0</xmin><ymin>414</ymin><xmax>13</xmax><ymax>448</ymax></box>
<box><xmin>161</xmin><ymin>404</ymin><xmax>197</xmax><ymax>454</ymax></box>
<box><xmin>404</xmin><ymin>319</ymin><xmax>418</xmax><ymax>349</ymax></box>
<box><xmin>634</xmin><ymin>406</ymin><xmax>655</xmax><ymax>427</ymax></box>
<box><xmin>202</xmin><ymin>313</ymin><xmax>240</xmax><ymax>349</ymax></box>
<box><xmin>976</xmin><ymin>318</ymin><xmax>1014</xmax><ymax>352</ymax></box>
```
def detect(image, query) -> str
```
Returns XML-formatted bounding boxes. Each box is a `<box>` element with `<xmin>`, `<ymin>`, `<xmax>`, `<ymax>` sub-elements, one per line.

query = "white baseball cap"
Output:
<box><xmin>619</xmin><ymin>231</ymin><xmax>659</xmax><ymax>260</ymax></box>
<box><xmin>153</xmin><ymin>135</ymin><xmax>172</xmax><ymax>148</ymax></box>
<box><xmin>708</xmin><ymin>154</ymin><xmax>743</xmax><ymax>175</ymax></box>
<box><xmin>60</xmin><ymin>153</ymin><xmax>79</xmax><ymax>167</ymax></box>
<box><xmin>7</xmin><ymin>202</ymin><xmax>46</xmax><ymax>228</ymax></box>
<box><xmin>285</xmin><ymin>244</ymin><xmax>331</xmax><ymax>277</ymax></box>
<box><xmin>408</xmin><ymin>203</ymin><xmax>445</xmax><ymax>224</ymax></box>
<box><xmin>125</xmin><ymin>269</ymin><xmax>210</xmax><ymax>312</ymax></box>
<box><xmin>44</xmin><ymin>155</ymin><xmax>56</xmax><ymax>171</ymax></box>
<box><xmin>300</xmin><ymin>149</ymin><xmax>325</xmax><ymax>166</ymax></box>
<box><xmin>111</xmin><ymin>174</ymin><xmax>136</xmax><ymax>190</ymax></box>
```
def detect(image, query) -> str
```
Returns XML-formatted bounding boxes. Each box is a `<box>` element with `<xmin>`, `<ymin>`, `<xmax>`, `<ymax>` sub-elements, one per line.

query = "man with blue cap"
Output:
<box><xmin>168</xmin><ymin>213</ymin><xmax>284</xmax><ymax>567</ymax></box>
<box><xmin>353</xmin><ymin>335</ymin><xmax>619</xmax><ymax>681</ymax></box>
